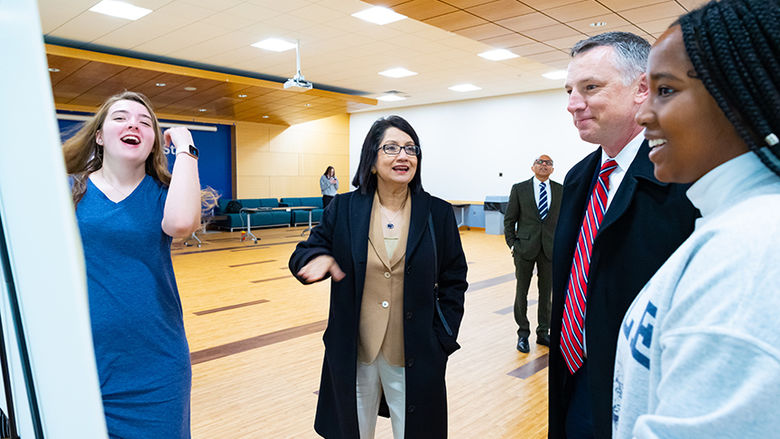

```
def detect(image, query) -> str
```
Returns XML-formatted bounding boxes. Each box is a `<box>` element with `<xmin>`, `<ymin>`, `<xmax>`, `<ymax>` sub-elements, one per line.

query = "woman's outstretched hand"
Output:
<box><xmin>297</xmin><ymin>255</ymin><xmax>345</xmax><ymax>283</ymax></box>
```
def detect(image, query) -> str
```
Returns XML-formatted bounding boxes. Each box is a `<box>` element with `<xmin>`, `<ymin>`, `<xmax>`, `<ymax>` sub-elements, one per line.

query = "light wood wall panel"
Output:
<box><xmin>235</xmin><ymin>115</ymin><xmax>350</xmax><ymax>199</ymax></box>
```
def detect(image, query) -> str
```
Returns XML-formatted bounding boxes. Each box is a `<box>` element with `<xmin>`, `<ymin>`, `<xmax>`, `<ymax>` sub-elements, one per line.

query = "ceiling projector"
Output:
<box><xmin>284</xmin><ymin>40</ymin><xmax>313</xmax><ymax>91</ymax></box>
<box><xmin>284</xmin><ymin>74</ymin><xmax>312</xmax><ymax>91</ymax></box>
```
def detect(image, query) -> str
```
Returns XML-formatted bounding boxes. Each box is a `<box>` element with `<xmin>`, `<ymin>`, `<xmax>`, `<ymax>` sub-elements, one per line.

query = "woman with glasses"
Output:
<box><xmin>289</xmin><ymin>115</ymin><xmax>468</xmax><ymax>438</ymax></box>
<box><xmin>612</xmin><ymin>0</ymin><xmax>780</xmax><ymax>437</ymax></box>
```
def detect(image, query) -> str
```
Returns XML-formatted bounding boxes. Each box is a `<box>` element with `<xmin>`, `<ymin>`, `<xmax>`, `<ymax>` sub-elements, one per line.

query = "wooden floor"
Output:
<box><xmin>172</xmin><ymin>226</ymin><xmax>549</xmax><ymax>438</ymax></box>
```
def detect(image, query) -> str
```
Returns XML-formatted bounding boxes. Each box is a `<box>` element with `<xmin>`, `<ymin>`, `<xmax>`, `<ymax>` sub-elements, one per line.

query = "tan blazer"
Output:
<box><xmin>358</xmin><ymin>191</ymin><xmax>411</xmax><ymax>367</ymax></box>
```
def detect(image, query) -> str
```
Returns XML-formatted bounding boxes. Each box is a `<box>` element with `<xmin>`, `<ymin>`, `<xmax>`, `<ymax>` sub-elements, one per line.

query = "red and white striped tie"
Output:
<box><xmin>560</xmin><ymin>159</ymin><xmax>618</xmax><ymax>374</ymax></box>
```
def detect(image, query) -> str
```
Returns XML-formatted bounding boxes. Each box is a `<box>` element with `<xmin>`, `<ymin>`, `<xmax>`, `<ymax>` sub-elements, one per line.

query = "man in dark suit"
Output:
<box><xmin>548</xmin><ymin>32</ymin><xmax>698</xmax><ymax>439</ymax></box>
<box><xmin>504</xmin><ymin>155</ymin><xmax>562</xmax><ymax>353</ymax></box>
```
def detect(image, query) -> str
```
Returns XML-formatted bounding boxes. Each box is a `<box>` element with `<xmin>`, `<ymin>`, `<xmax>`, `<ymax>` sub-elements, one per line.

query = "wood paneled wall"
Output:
<box><xmin>235</xmin><ymin>114</ymin><xmax>350</xmax><ymax>198</ymax></box>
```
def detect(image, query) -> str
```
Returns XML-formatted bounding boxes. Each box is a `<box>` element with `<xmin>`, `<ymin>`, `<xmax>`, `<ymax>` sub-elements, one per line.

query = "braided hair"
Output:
<box><xmin>678</xmin><ymin>0</ymin><xmax>780</xmax><ymax>176</ymax></box>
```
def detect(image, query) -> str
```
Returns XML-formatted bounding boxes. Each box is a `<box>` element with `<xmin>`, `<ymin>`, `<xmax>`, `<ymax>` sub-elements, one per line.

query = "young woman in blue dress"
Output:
<box><xmin>63</xmin><ymin>90</ymin><xmax>201</xmax><ymax>438</ymax></box>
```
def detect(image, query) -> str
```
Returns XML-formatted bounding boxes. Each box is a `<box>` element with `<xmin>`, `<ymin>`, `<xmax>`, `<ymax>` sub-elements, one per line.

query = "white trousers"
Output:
<box><xmin>356</xmin><ymin>352</ymin><xmax>406</xmax><ymax>439</ymax></box>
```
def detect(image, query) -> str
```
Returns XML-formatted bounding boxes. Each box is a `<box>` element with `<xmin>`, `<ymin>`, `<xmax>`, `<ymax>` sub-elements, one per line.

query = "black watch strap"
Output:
<box><xmin>177</xmin><ymin>144</ymin><xmax>199</xmax><ymax>159</ymax></box>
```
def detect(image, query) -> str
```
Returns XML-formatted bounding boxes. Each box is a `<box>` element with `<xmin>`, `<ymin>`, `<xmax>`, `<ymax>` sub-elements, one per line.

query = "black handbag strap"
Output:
<box><xmin>428</xmin><ymin>214</ymin><xmax>453</xmax><ymax>336</ymax></box>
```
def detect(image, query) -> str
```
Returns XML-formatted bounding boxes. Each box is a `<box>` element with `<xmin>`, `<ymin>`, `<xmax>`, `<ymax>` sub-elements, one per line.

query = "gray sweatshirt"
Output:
<box><xmin>613</xmin><ymin>152</ymin><xmax>780</xmax><ymax>438</ymax></box>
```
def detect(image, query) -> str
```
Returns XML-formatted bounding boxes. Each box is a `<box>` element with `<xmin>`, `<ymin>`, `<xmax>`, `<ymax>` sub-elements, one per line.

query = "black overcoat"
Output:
<box><xmin>289</xmin><ymin>189</ymin><xmax>468</xmax><ymax>439</ymax></box>
<box><xmin>548</xmin><ymin>142</ymin><xmax>699</xmax><ymax>439</ymax></box>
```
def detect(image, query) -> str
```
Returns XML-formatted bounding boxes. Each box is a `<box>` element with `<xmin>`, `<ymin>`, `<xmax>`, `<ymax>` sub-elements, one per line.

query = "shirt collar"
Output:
<box><xmin>601</xmin><ymin>131</ymin><xmax>644</xmax><ymax>172</ymax></box>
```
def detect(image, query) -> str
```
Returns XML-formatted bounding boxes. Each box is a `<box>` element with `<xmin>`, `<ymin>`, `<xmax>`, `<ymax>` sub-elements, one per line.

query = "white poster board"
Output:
<box><xmin>0</xmin><ymin>0</ymin><xmax>107</xmax><ymax>437</ymax></box>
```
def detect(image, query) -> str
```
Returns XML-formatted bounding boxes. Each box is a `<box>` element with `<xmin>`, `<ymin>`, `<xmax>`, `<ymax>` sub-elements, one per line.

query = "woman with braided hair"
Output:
<box><xmin>612</xmin><ymin>0</ymin><xmax>780</xmax><ymax>437</ymax></box>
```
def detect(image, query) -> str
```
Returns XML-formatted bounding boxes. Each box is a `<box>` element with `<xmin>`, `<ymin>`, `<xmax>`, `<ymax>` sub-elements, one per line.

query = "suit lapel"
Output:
<box><xmin>405</xmin><ymin>191</ymin><xmax>432</xmax><ymax>261</ymax></box>
<box><xmin>522</xmin><ymin>178</ymin><xmax>541</xmax><ymax>221</ymax></box>
<box><xmin>389</xmin><ymin>192</ymin><xmax>412</xmax><ymax>268</ymax></box>
<box><xmin>349</xmin><ymin>191</ymin><xmax>373</xmax><ymax>308</ymax></box>
<box><xmin>368</xmin><ymin>192</ymin><xmax>391</xmax><ymax>269</ymax></box>
<box><xmin>600</xmin><ymin>141</ymin><xmax>668</xmax><ymax>233</ymax></box>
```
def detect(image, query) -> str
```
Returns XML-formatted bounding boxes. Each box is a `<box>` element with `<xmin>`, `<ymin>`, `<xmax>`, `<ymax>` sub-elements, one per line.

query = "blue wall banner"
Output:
<box><xmin>57</xmin><ymin>111</ymin><xmax>233</xmax><ymax>202</ymax></box>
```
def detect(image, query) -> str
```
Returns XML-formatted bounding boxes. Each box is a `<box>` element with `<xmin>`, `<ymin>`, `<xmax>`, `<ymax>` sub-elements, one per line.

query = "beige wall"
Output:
<box><xmin>235</xmin><ymin>114</ymin><xmax>350</xmax><ymax>199</ymax></box>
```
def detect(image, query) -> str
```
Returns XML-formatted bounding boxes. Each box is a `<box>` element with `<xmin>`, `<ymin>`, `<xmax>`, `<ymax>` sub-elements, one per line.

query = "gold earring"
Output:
<box><xmin>371</xmin><ymin>168</ymin><xmax>377</xmax><ymax>174</ymax></box>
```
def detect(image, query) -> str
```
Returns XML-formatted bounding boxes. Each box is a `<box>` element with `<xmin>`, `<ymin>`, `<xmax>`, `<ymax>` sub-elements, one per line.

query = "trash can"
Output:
<box><xmin>484</xmin><ymin>195</ymin><xmax>509</xmax><ymax>235</ymax></box>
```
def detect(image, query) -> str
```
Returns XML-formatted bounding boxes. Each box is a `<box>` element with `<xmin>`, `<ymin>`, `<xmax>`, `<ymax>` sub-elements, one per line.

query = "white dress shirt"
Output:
<box><xmin>600</xmin><ymin>131</ymin><xmax>644</xmax><ymax>211</ymax></box>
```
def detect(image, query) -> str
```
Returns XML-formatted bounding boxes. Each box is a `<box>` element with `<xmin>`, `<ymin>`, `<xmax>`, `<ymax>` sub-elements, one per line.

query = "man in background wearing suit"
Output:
<box><xmin>504</xmin><ymin>155</ymin><xmax>562</xmax><ymax>354</ymax></box>
<box><xmin>548</xmin><ymin>32</ymin><xmax>698</xmax><ymax>439</ymax></box>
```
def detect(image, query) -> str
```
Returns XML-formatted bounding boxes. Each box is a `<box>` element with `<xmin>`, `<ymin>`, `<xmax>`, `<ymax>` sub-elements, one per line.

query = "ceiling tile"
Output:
<box><xmin>49</xmin><ymin>12</ymin><xmax>130</xmax><ymax>42</ymax></box>
<box><xmin>595</xmin><ymin>0</ymin><xmax>665</xmax><ymax>11</ymax></box>
<box><xmin>496</xmin><ymin>12</ymin><xmax>558</xmax><ymax>32</ymax></box>
<box><xmin>511</xmin><ymin>42</ymin><xmax>555</xmax><ymax>56</ymax></box>
<box><xmin>441</xmin><ymin>0</ymin><xmax>496</xmax><ymax>7</ymax></box>
<box><xmin>677</xmin><ymin>0</ymin><xmax>710</xmax><ymax>11</ymax></box>
<box><xmin>521</xmin><ymin>23</ymin><xmax>584</xmax><ymax>40</ymax></box>
<box><xmin>566</xmin><ymin>13</ymin><xmax>630</xmax><ymax>33</ymax></box>
<box><xmin>633</xmin><ymin>16</ymin><xmax>678</xmax><ymax>34</ymax></box>
<box><xmin>545</xmin><ymin>34</ymin><xmax>586</xmax><ymax>50</ymax></box>
<box><xmin>466</xmin><ymin>0</ymin><xmax>534</xmax><ymax>21</ymax></box>
<box><xmin>619</xmin><ymin>1</ymin><xmax>687</xmax><ymax>23</ymax></box>
<box><xmin>456</xmin><ymin>22</ymin><xmax>514</xmax><ymax>40</ymax></box>
<box><xmin>519</xmin><ymin>0</ymin><xmax>582</xmax><ymax>9</ymax></box>
<box><xmin>479</xmin><ymin>33</ymin><xmax>536</xmax><ymax>48</ymax></box>
<box><xmin>392</xmin><ymin>0</ymin><xmax>459</xmax><ymax>21</ymax></box>
<box><xmin>543</xmin><ymin>0</ymin><xmax>611</xmax><ymax>22</ymax></box>
<box><xmin>423</xmin><ymin>11</ymin><xmax>488</xmax><ymax>31</ymax></box>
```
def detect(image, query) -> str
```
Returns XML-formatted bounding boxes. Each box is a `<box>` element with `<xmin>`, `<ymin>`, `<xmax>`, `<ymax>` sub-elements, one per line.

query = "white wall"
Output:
<box><xmin>349</xmin><ymin>89</ymin><xmax>597</xmax><ymax>202</ymax></box>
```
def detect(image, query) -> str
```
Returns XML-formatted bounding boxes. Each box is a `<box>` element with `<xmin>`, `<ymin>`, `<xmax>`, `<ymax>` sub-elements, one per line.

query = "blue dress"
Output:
<box><xmin>76</xmin><ymin>175</ymin><xmax>191</xmax><ymax>439</ymax></box>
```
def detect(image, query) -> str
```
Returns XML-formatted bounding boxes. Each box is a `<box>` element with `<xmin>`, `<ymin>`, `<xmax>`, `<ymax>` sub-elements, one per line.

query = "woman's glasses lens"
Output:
<box><xmin>380</xmin><ymin>144</ymin><xmax>419</xmax><ymax>156</ymax></box>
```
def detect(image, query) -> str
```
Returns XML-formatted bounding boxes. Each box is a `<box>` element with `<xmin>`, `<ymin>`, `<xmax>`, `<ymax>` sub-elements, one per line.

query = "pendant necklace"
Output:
<box><xmin>380</xmin><ymin>203</ymin><xmax>403</xmax><ymax>229</ymax></box>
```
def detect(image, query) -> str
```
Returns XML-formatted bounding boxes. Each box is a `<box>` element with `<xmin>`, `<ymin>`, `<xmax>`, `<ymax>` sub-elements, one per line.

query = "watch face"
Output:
<box><xmin>189</xmin><ymin>144</ymin><xmax>199</xmax><ymax>158</ymax></box>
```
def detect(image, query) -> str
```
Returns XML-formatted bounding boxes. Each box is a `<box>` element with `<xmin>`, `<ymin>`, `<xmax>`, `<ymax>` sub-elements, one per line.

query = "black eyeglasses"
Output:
<box><xmin>535</xmin><ymin>159</ymin><xmax>554</xmax><ymax>166</ymax></box>
<box><xmin>379</xmin><ymin>143</ymin><xmax>420</xmax><ymax>156</ymax></box>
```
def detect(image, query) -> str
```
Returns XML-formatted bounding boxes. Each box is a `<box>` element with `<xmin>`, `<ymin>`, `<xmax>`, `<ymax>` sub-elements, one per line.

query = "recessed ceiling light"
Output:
<box><xmin>378</xmin><ymin>67</ymin><xmax>417</xmax><ymax>78</ymax></box>
<box><xmin>449</xmin><ymin>83</ymin><xmax>481</xmax><ymax>92</ymax></box>
<box><xmin>155</xmin><ymin>82</ymin><xmax>166</xmax><ymax>87</ymax></box>
<box><xmin>590</xmin><ymin>21</ymin><xmax>607</xmax><ymax>27</ymax></box>
<box><xmin>184</xmin><ymin>86</ymin><xmax>197</xmax><ymax>91</ymax></box>
<box><xmin>89</xmin><ymin>0</ymin><xmax>152</xmax><ymax>21</ymax></box>
<box><xmin>198</xmin><ymin>109</ymin><xmax>207</xmax><ymax>112</ymax></box>
<box><xmin>262</xmin><ymin>115</ymin><xmax>269</xmax><ymax>119</ymax></box>
<box><xmin>304</xmin><ymin>103</ymin><xmax>311</xmax><ymax>107</ymax></box>
<box><xmin>237</xmin><ymin>94</ymin><xmax>247</xmax><ymax>98</ymax></box>
<box><xmin>251</xmin><ymin>38</ymin><xmax>297</xmax><ymax>52</ymax></box>
<box><xmin>352</xmin><ymin>7</ymin><xmax>406</xmax><ymax>25</ymax></box>
<box><xmin>478</xmin><ymin>49</ymin><xmax>518</xmax><ymax>61</ymax></box>
<box><xmin>48</xmin><ymin>67</ymin><xmax>60</xmax><ymax>73</ymax></box>
<box><xmin>377</xmin><ymin>93</ymin><xmax>407</xmax><ymax>102</ymax></box>
<box><xmin>542</xmin><ymin>70</ymin><xmax>568</xmax><ymax>80</ymax></box>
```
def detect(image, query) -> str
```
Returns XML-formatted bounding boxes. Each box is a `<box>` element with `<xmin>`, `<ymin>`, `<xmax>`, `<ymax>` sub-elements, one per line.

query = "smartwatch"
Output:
<box><xmin>177</xmin><ymin>144</ymin><xmax>199</xmax><ymax>160</ymax></box>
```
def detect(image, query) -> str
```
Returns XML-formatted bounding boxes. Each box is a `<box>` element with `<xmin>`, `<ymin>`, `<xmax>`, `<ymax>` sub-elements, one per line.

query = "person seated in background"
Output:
<box><xmin>613</xmin><ymin>0</ymin><xmax>780</xmax><ymax>437</ymax></box>
<box><xmin>320</xmin><ymin>165</ymin><xmax>338</xmax><ymax>208</ymax></box>
<box><xmin>63</xmin><ymin>90</ymin><xmax>201</xmax><ymax>438</ymax></box>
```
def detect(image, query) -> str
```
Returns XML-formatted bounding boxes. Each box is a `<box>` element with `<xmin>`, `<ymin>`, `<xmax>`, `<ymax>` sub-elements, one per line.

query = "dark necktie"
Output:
<box><xmin>538</xmin><ymin>182</ymin><xmax>548</xmax><ymax>220</ymax></box>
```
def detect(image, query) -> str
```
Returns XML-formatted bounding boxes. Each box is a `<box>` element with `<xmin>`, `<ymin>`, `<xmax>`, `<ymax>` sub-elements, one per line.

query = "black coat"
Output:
<box><xmin>289</xmin><ymin>189</ymin><xmax>468</xmax><ymax>439</ymax></box>
<box><xmin>503</xmin><ymin>178</ymin><xmax>563</xmax><ymax>259</ymax></box>
<box><xmin>548</xmin><ymin>142</ymin><xmax>699</xmax><ymax>439</ymax></box>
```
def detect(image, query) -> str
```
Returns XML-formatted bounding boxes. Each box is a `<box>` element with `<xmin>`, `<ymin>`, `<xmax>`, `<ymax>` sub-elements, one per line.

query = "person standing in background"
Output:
<box><xmin>548</xmin><ymin>32</ymin><xmax>699</xmax><ymax>439</ymax></box>
<box><xmin>320</xmin><ymin>166</ymin><xmax>338</xmax><ymax>208</ymax></box>
<box><xmin>63</xmin><ymin>90</ymin><xmax>201</xmax><ymax>438</ymax></box>
<box><xmin>290</xmin><ymin>115</ymin><xmax>467</xmax><ymax>438</ymax></box>
<box><xmin>504</xmin><ymin>155</ymin><xmax>562</xmax><ymax>353</ymax></box>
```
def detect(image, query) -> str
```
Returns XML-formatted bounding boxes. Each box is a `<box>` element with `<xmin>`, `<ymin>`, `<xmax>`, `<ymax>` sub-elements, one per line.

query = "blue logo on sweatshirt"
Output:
<box><xmin>622</xmin><ymin>300</ymin><xmax>657</xmax><ymax>369</ymax></box>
